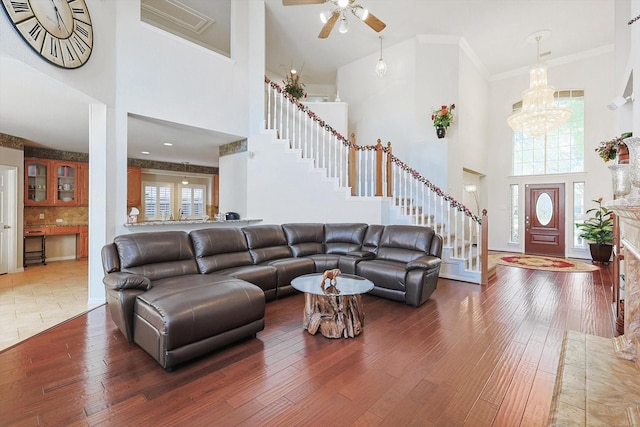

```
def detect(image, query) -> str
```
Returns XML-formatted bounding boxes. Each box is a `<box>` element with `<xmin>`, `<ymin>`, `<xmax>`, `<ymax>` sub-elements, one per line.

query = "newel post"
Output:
<box><xmin>349</xmin><ymin>133</ymin><xmax>357</xmax><ymax>196</ymax></box>
<box><xmin>375</xmin><ymin>139</ymin><xmax>383</xmax><ymax>196</ymax></box>
<box><xmin>481</xmin><ymin>209</ymin><xmax>489</xmax><ymax>285</ymax></box>
<box><xmin>386</xmin><ymin>141</ymin><xmax>392</xmax><ymax>197</ymax></box>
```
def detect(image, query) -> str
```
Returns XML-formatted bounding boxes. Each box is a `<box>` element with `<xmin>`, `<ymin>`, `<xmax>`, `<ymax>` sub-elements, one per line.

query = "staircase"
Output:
<box><xmin>264</xmin><ymin>77</ymin><xmax>492</xmax><ymax>284</ymax></box>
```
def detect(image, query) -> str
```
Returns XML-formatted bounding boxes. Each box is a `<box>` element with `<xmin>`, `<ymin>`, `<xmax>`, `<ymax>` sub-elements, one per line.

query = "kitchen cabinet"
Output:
<box><xmin>213</xmin><ymin>174</ymin><xmax>219</xmax><ymax>209</ymax></box>
<box><xmin>77</xmin><ymin>162</ymin><xmax>89</xmax><ymax>207</ymax></box>
<box><xmin>77</xmin><ymin>226</ymin><xmax>88</xmax><ymax>258</ymax></box>
<box><xmin>127</xmin><ymin>167</ymin><xmax>142</xmax><ymax>208</ymax></box>
<box><xmin>52</xmin><ymin>161</ymin><xmax>78</xmax><ymax>206</ymax></box>
<box><xmin>25</xmin><ymin>158</ymin><xmax>52</xmax><ymax>206</ymax></box>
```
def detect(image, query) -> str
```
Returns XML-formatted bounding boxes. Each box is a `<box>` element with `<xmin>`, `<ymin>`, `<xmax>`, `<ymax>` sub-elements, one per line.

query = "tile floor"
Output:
<box><xmin>0</xmin><ymin>259</ymin><xmax>100</xmax><ymax>351</ymax></box>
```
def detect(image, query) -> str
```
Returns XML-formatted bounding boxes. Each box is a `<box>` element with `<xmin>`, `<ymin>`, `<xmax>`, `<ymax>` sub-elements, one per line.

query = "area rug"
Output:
<box><xmin>488</xmin><ymin>253</ymin><xmax>599</xmax><ymax>272</ymax></box>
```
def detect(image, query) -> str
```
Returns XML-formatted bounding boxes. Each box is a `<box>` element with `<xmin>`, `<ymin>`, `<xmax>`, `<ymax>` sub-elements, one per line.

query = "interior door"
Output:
<box><xmin>0</xmin><ymin>168</ymin><xmax>9</xmax><ymax>274</ymax></box>
<box><xmin>525</xmin><ymin>183</ymin><xmax>565</xmax><ymax>256</ymax></box>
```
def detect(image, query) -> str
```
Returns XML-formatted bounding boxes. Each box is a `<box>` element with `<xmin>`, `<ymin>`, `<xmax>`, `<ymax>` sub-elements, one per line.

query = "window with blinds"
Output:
<box><xmin>144</xmin><ymin>183</ymin><xmax>172</xmax><ymax>220</ymax></box>
<box><xmin>180</xmin><ymin>185</ymin><xmax>206</xmax><ymax>218</ymax></box>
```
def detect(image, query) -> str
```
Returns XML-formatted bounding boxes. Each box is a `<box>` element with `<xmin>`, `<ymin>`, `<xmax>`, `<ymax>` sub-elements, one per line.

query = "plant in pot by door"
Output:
<box><xmin>576</xmin><ymin>197</ymin><xmax>614</xmax><ymax>263</ymax></box>
<box><xmin>431</xmin><ymin>104</ymin><xmax>455</xmax><ymax>138</ymax></box>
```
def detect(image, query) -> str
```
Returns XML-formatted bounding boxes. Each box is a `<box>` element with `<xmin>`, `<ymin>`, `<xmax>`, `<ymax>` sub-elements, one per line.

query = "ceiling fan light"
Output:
<box><xmin>353</xmin><ymin>7</ymin><xmax>368</xmax><ymax>20</ymax></box>
<box><xmin>338</xmin><ymin>17</ymin><xmax>349</xmax><ymax>33</ymax></box>
<box><xmin>337</xmin><ymin>0</ymin><xmax>349</xmax><ymax>8</ymax></box>
<box><xmin>319</xmin><ymin>10</ymin><xmax>331</xmax><ymax>24</ymax></box>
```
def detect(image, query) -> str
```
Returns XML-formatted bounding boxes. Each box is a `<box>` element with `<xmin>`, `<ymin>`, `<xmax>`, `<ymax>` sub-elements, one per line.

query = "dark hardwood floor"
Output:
<box><xmin>0</xmin><ymin>263</ymin><xmax>615</xmax><ymax>426</ymax></box>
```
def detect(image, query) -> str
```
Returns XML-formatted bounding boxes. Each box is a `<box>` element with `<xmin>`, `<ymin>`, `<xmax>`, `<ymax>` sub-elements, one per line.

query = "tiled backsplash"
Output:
<box><xmin>25</xmin><ymin>206</ymin><xmax>88</xmax><ymax>226</ymax></box>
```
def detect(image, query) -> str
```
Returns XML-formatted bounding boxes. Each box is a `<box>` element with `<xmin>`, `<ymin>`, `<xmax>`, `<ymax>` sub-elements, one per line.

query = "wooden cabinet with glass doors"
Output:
<box><xmin>52</xmin><ymin>161</ymin><xmax>78</xmax><ymax>206</ymax></box>
<box><xmin>25</xmin><ymin>158</ymin><xmax>52</xmax><ymax>206</ymax></box>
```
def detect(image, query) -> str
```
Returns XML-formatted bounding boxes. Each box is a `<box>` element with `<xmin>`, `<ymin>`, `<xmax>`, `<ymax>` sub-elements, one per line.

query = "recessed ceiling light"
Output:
<box><xmin>163</xmin><ymin>142</ymin><xmax>173</xmax><ymax>146</ymax></box>
<box><xmin>141</xmin><ymin>151</ymin><xmax>150</xmax><ymax>155</ymax></box>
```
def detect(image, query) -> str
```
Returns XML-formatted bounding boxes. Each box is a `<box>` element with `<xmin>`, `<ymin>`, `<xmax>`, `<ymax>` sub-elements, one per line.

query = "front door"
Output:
<box><xmin>525</xmin><ymin>183</ymin><xmax>565</xmax><ymax>256</ymax></box>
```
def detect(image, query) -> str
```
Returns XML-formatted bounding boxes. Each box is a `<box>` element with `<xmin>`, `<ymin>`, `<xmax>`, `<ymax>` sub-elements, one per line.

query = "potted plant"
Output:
<box><xmin>283</xmin><ymin>69</ymin><xmax>306</xmax><ymax>100</ymax></box>
<box><xmin>595</xmin><ymin>134</ymin><xmax>630</xmax><ymax>163</ymax></box>
<box><xmin>431</xmin><ymin>104</ymin><xmax>455</xmax><ymax>138</ymax></box>
<box><xmin>576</xmin><ymin>197</ymin><xmax>614</xmax><ymax>262</ymax></box>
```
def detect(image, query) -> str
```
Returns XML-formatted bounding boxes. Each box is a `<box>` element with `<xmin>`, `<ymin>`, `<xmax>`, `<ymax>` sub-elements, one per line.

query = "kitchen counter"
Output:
<box><xmin>123</xmin><ymin>219</ymin><xmax>263</xmax><ymax>232</ymax></box>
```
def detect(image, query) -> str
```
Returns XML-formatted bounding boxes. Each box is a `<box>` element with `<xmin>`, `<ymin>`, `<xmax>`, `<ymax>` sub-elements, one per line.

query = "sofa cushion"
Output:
<box><xmin>362</xmin><ymin>224</ymin><xmax>384</xmax><ymax>252</ymax></box>
<box><xmin>243</xmin><ymin>225</ymin><xmax>292</xmax><ymax>264</ymax></box>
<box><xmin>113</xmin><ymin>231</ymin><xmax>198</xmax><ymax>281</ymax></box>
<box><xmin>216</xmin><ymin>265</ymin><xmax>278</xmax><ymax>296</ymax></box>
<box><xmin>266</xmin><ymin>257</ymin><xmax>315</xmax><ymax>286</ymax></box>
<box><xmin>307</xmin><ymin>254</ymin><xmax>341</xmax><ymax>272</ymax></box>
<box><xmin>376</xmin><ymin>225</ymin><xmax>433</xmax><ymax>263</ymax></box>
<box><xmin>324</xmin><ymin>223</ymin><xmax>368</xmax><ymax>254</ymax></box>
<box><xmin>356</xmin><ymin>259</ymin><xmax>407</xmax><ymax>292</ymax></box>
<box><xmin>190</xmin><ymin>228</ymin><xmax>254</xmax><ymax>273</ymax></box>
<box><xmin>134</xmin><ymin>274</ymin><xmax>264</xmax><ymax>353</ymax></box>
<box><xmin>282</xmin><ymin>223</ymin><xmax>324</xmax><ymax>257</ymax></box>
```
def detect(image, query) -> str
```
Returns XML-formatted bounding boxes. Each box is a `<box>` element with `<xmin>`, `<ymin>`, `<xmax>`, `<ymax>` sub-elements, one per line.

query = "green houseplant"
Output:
<box><xmin>576</xmin><ymin>197</ymin><xmax>614</xmax><ymax>262</ymax></box>
<box><xmin>283</xmin><ymin>69</ymin><xmax>306</xmax><ymax>100</ymax></box>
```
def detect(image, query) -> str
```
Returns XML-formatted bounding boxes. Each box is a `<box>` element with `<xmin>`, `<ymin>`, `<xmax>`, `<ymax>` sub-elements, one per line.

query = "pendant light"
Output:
<box><xmin>181</xmin><ymin>162</ymin><xmax>189</xmax><ymax>185</ymax></box>
<box><xmin>375</xmin><ymin>35</ymin><xmax>387</xmax><ymax>78</ymax></box>
<box><xmin>507</xmin><ymin>31</ymin><xmax>571</xmax><ymax>137</ymax></box>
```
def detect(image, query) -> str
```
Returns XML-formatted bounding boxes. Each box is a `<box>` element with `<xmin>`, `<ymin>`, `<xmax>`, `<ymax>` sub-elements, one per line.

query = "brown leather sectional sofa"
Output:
<box><xmin>101</xmin><ymin>223</ymin><xmax>443</xmax><ymax>370</ymax></box>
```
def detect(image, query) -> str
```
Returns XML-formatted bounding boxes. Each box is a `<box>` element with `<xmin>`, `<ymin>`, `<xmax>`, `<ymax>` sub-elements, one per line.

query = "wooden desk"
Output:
<box><xmin>24</xmin><ymin>225</ymin><xmax>89</xmax><ymax>263</ymax></box>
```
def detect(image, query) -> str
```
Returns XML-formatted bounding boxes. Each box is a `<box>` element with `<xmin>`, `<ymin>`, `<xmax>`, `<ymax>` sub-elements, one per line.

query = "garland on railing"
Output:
<box><xmin>387</xmin><ymin>153</ymin><xmax>482</xmax><ymax>223</ymax></box>
<box><xmin>265</xmin><ymin>76</ymin><xmax>481</xmax><ymax>224</ymax></box>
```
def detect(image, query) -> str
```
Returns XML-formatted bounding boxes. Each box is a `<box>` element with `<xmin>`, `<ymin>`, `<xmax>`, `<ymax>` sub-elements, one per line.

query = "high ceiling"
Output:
<box><xmin>0</xmin><ymin>0</ymin><xmax>616</xmax><ymax>167</ymax></box>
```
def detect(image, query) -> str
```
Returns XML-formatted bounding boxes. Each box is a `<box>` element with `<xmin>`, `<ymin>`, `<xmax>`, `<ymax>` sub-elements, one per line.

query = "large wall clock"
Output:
<box><xmin>1</xmin><ymin>0</ymin><xmax>93</xmax><ymax>69</ymax></box>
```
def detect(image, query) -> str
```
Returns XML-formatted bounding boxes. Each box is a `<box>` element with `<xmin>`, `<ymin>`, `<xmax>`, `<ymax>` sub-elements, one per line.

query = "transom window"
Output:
<box><xmin>512</xmin><ymin>90</ymin><xmax>584</xmax><ymax>176</ymax></box>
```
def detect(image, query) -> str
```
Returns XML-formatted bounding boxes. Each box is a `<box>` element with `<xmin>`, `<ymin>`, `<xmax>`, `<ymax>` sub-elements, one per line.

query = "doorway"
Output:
<box><xmin>524</xmin><ymin>183</ymin><xmax>565</xmax><ymax>256</ymax></box>
<box><xmin>0</xmin><ymin>166</ymin><xmax>17</xmax><ymax>275</ymax></box>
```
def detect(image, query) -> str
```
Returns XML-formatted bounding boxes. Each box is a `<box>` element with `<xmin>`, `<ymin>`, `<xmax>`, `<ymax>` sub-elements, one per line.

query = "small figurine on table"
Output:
<box><xmin>320</xmin><ymin>268</ymin><xmax>341</xmax><ymax>294</ymax></box>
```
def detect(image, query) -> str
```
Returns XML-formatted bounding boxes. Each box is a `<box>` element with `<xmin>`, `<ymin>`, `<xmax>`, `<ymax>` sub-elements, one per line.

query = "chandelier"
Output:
<box><xmin>507</xmin><ymin>31</ymin><xmax>571</xmax><ymax>137</ymax></box>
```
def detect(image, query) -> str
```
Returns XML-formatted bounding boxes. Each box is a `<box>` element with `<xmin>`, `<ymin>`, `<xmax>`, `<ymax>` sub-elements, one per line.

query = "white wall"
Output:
<box><xmin>246</xmin><ymin>133</ymin><xmax>387</xmax><ymax>225</ymax></box>
<box><xmin>487</xmin><ymin>50</ymin><xmax>616</xmax><ymax>258</ymax></box>
<box><xmin>220</xmin><ymin>151</ymin><xmax>249</xmax><ymax>218</ymax></box>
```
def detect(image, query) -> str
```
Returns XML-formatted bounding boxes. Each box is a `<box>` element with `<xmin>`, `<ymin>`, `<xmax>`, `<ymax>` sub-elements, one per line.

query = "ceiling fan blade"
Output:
<box><xmin>363</xmin><ymin>12</ymin><xmax>386</xmax><ymax>32</ymax></box>
<box><xmin>282</xmin><ymin>0</ymin><xmax>325</xmax><ymax>5</ymax></box>
<box><xmin>318</xmin><ymin>11</ymin><xmax>339</xmax><ymax>39</ymax></box>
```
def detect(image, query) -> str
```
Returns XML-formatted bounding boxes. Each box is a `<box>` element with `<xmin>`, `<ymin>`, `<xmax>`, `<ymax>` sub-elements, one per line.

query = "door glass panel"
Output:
<box><xmin>27</xmin><ymin>162</ymin><xmax>48</xmax><ymax>202</ymax></box>
<box><xmin>536</xmin><ymin>193</ymin><xmax>553</xmax><ymax>225</ymax></box>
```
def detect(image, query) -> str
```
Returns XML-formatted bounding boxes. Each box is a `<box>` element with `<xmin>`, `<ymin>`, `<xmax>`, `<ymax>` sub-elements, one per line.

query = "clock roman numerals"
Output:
<box><xmin>28</xmin><ymin>20</ymin><xmax>42</xmax><ymax>40</ymax></box>
<box><xmin>10</xmin><ymin>1</ymin><xmax>28</xmax><ymax>13</ymax></box>
<box><xmin>1</xmin><ymin>0</ymin><xmax>34</xmax><ymax>22</ymax></box>
<box><xmin>68</xmin><ymin>0</ymin><xmax>90</xmax><ymax>24</ymax></box>
<box><xmin>15</xmin><ymin>16</ymin><xmax>45</xmax><ymax>52</ymax></box>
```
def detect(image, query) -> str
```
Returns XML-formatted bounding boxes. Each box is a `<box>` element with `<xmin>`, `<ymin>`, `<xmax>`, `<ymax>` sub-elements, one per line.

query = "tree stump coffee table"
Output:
<box><xmin>291</xmin><ymin>273</ymin><xmax>374</xmax><ymax>338</ymax></box>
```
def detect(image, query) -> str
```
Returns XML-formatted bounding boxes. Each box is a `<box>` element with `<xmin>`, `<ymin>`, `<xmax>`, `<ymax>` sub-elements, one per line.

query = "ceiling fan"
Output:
<box><xmin>283</xmin><ymin>0</ymin><xmax>386</xmax><ymax>39</ymax></box>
